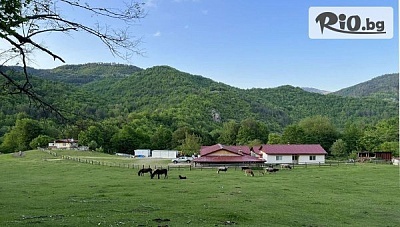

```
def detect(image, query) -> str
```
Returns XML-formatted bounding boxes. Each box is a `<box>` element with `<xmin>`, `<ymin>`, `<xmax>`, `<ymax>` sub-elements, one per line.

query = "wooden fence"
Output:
<box><xmin>43</xmin><ymin>150</ymin><xmax>192</xmax><ymax>170</ymax></box>
<box><xmin>43</xmin><ymin>150</ymin><xmax>365</xmax><ymax>172</ymax></box>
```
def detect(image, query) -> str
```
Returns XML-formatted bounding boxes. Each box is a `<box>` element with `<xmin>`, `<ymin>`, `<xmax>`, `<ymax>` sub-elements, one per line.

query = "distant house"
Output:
<box><xmin>254</xmin><ymin>144</ymin><xmax>327</xmax><ymax>164</ymax></box>
<box><xmin>48</xmin><ymin>139</ymin><xmax>78</xmax><ymax>150</ymax></box>
<box><xmin>193</xmin><ymin>144</ymin><xmax>265</xmax><ymax>166</ymax></box>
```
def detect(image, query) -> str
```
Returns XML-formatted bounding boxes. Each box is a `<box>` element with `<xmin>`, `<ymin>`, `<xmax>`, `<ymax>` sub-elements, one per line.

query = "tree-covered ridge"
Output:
<box><xmin>247</xmin><ymin>85</ymin><xmax>398</xmax><ymax>130</ymax></box>
<box><xmin>332</xmin><ymin>73</ymin><xmax>399</xmax><ymax>102</ymax></box>
<box><xmin>2</xmin><ymin>63</ymin><xmax>143</xmax><ymax>86</ymax></box>
<box><xmin>1</xmin><ymin>64</ymin><xmax>397</xmax><ymax>133</ymax></box>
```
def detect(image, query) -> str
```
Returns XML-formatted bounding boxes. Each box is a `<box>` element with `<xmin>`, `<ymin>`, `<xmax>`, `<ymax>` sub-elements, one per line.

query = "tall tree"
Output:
<box><xmin>330</xmin><ymin>139</ymin><xmax>348</xmax><ymax>159</ymax></box>
<box><xmin>298</xmin><ymin>115</ymin><xmax>338</xmax><ymax>152</ymax></box>
<box><xmin>0</xmin><ymin>118</ymin><xmax>42</xmax><ymax>153</ymax></box>
<box><xmin>267</xmin><ymin>133</ymin><xmax>282</xmax><ymax>144</ymax></box>
<box><xmin>0</xmin><ymin>0</ymin><xmax>146</xmax><ymax>117</ymax></box>
<box><xmin>236</xmin><ymin>118</ymin><xmax>266</xmax><ymax>145</ymax></box>
<box><xmin>281</xmin><ymin>124</ymin><xmax>306</xmax><ymax>144</ymax></box>
<box><xmin>150</xmin><ymin>125</ymin><xmax>172</xmax><ymax>150</ymax></box>
<box><xmin>218</xmin><ymin>120</ymin><xmax>240</xmax><ymax>145</ymax></box>
<box><xmin>342</xmin><ymin>122</ymin><xmax>364</xmax><ymax>154</ymax></box>
<box><xmin>179</xmin><ymin>132</ymin><xmax>201</xmax><ymax>156</ymax></box>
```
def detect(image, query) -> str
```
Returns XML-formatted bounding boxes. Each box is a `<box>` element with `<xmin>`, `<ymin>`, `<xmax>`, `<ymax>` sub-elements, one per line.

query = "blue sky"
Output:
<box><xmin>6</xmin><ymin>0</ymin><xmax>399</xmax><ymax>91</ymax></box>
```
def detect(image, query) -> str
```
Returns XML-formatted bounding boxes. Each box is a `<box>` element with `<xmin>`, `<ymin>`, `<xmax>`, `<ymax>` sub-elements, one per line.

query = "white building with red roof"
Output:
<box><xmin>48</xmin><ymin>139</ymin><xmax>78</xmax><ymax>150</ymax></box>
<box><xmin>193</xmin><ymin>144</ymin><xmax>265</xmax><ymax>165</ymax></box>
<box><xmin>254</xmin><ymin>144</ymin><xmax>327</xmax><ymax>164</ymax></box>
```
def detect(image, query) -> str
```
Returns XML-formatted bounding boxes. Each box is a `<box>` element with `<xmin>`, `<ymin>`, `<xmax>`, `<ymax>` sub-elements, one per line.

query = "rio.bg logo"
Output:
<box><xmin>309</xmin><ymin>7</ymin><xmax>393</xmax><ymax>39</ymax></box>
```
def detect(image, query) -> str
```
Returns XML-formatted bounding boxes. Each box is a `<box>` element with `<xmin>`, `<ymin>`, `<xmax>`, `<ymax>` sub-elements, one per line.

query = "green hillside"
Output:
<box><xmin>0</xmin><ymin>65</ymin><xmax>397</xmax><ymax>131</ymax></box>
<box><xmin>332</xmin><ymin>73</ymin><xmax>399</xmax><ymax>102</ymax></box>
<box><xmin>0</xmin><ymin>64</ymin><xmax>398</xmax><ymax>155</ymax></box>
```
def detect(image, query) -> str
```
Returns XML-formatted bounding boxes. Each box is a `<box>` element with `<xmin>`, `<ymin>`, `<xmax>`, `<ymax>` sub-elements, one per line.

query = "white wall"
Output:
<box><xmin>134</xmin><ymin>149</ymin><xmax>151</xmax><ymax>157</ymax></box>
<box><xmin>263</xmin><ymin>154</ymin><xmax>325</xmax><ymax>164</ymax></box>
<box><xmin>263</xmin><ymin>154</ymin><xmax>292</xmax><ymax>164</ymax></box>
<box><xmin>151</xmin><ymin>150</ymin><xmax>178</xmax><ymax>158</ymax></box>
<box><xmin>298</xmin><ymin>155</ymin><xmax>325</xmax><ymax>164</ymax></box>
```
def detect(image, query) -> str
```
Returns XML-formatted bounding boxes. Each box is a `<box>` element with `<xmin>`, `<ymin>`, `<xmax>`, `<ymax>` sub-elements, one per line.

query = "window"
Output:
<box><xmin>309</xmin><ymin>155</ymin><xmax>316</xmax><ymax>161</ymax></box>
<box><xmin>276</xmin><ymin>156</ymin><xmax>282</xmax><ymax>161</ymax></box>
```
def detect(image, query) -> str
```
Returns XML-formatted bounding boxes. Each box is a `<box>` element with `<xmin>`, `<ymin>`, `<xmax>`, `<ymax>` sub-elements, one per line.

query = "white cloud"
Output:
<box><xmin>153</xmin><ymin>31</ymin><xmax>161</xmax><ymax>37</ymax></box>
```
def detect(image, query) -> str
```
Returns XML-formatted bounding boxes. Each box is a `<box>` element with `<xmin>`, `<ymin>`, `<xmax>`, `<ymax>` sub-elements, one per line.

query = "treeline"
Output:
<box><xmin>0</xmin><ymin>113</ymin><xmax>398</xmax><ymax>159</ymax></box>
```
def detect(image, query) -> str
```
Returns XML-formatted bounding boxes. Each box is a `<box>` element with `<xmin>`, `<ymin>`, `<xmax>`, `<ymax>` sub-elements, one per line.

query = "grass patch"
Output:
<box><xmin>0</xmin><ymin>150</ymin><xmax>399</xmax><ymax>226</ymax></box>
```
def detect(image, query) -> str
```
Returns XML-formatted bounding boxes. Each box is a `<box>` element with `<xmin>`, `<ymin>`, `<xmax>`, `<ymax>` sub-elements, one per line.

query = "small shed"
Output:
<box><xmin>151</xmin><ymin>150</ymin><xmax>178</xmax><ymax>158</ymax></box>
<box><xmin>357</xmin><ymin>151</ymin><xmax>392</xmax><ymax>161</ymax></box>
<box><xmin>134</xmin><ymin>149</ymin><xmax>151</xmax><ymax>157</ymax></box>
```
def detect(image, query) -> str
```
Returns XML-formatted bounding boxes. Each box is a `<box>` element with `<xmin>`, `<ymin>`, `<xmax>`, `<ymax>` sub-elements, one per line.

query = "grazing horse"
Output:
<box><xmin>179</xmin><ymin>175</ymin><xmax>187</xmax><ymax>179</ymax></box>
<box><xmin>244</xmin><ymin>169</ymin><xmax>254</xmax><ymax>177</ymax></box>
<box><xmin>138</xmin><ymin>168</ymin><xmax>153</xmax><ymax>176</ymax></box>
<box><xmin>151</xmin><ymin>169</ymin><xmax>168</xmax><ymax>179</ymax></box>
<box><xmin>217</xmin><ymin>167</ymin><xmax>228</xmax><ymax>174</ymax></box>
<box><xmin>265</xmin><ymin>167</ymin><xmax>279</xmax><ymax>173</ymax></box>
<box><xmin>280</xmin><ymin>164</ymin><xmax>292</xmax><ymax>169</ymax></box>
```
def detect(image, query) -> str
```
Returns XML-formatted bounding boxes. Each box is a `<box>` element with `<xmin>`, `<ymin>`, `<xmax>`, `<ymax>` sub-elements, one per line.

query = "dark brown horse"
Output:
<box><xmin>138</xmin><ymin>168</ymin><xmax>152</xmax><ymax>176</ymax></box>
<box><xmin>151</xmin><ymin>169</ymin><xmax>168</xmax><ymax>179</ymax></box>
<box><xmin>265</xmin><ymin>167</ymin><xmax>279</xmax><ymax>173</ymax></box>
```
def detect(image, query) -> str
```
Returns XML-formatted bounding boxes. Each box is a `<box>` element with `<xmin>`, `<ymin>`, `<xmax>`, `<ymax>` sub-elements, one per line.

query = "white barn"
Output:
<box><xmin>151</xmin><ymin>150</ymin><xmax>178</xmax><ymax>158</ymax></box>
<box><xmin>254</xmin><ymin>144</ymin><xmax>327</xmax><ymax>164</ymax></box>
<box><xmin>134</xmin><ymin>149</ymin><xmax>151</xmax><ymax>157</ymax></box>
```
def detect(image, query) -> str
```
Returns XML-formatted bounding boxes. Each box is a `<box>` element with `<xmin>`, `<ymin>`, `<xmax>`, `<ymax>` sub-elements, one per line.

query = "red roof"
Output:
<box><xmin>194</xmin><ymin>156</ymin><xmax>265</xmax><ymax>163</ymax></box>
<box><xmin>259</xmin><ymin>144</ymin><xmax>327</xmax><ymax>155</ymax></box>
<box><xmin>54</xmin><ymin>139</ymin><xmax>78</xmax><ymax>143</ymax></box>
<box><xmin>200</xmin><ymin>144</ymin><xmax>251</xmax><ymax>156</ymax></box>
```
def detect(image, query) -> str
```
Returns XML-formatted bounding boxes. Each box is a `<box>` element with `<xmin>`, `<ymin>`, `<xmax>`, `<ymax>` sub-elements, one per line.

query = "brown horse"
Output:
<box><xmin>151</xmin><ymin>169</ymin><xmax>168</xmax><ymax>179</ymax></box>
<box><xmin>244</xmin><ymin>169</ymin><xmax>254</xmax><ymax>177</ymax></box>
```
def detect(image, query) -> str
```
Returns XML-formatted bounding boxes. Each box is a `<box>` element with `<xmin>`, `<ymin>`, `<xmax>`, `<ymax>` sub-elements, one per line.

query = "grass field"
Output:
<box><xmin>0</xmin><ymin>150</ymin><xmax>399</xmax><ymax>227</ymax></box>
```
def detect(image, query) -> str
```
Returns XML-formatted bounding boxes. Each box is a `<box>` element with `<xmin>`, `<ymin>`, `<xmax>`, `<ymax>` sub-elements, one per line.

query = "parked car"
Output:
<box><xmin>171</xmin><ymin>156</ymin><xmax>193</xmax><ymax>164</ymax></box>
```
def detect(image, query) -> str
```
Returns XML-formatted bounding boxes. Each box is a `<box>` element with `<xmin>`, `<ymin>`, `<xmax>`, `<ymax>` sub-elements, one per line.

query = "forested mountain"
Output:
<box><xmin>1</xmin><ymin>63</ymin><xmax>142</xmax><ymax>85</ymax></box>
<box><xmin>0</xmin><ymin>65</ymin><xmax>398</xmax><ymax>131</ymax></box>
<box><xmin>332</xmin><ymin>73</ymin><xmax>399</xmax><ymax>102</ymax></box>
<box><xmin>0</xmin><ymin>64</ymin><xmax>398</xmax><ymax>156</ymax></box>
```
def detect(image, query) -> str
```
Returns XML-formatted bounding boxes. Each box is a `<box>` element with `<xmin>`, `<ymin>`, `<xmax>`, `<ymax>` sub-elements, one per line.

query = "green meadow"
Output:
<box><xmin>0</xmin><ymin>150</ymin><xmax>399</xmax><ymax>227</ymax></box>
